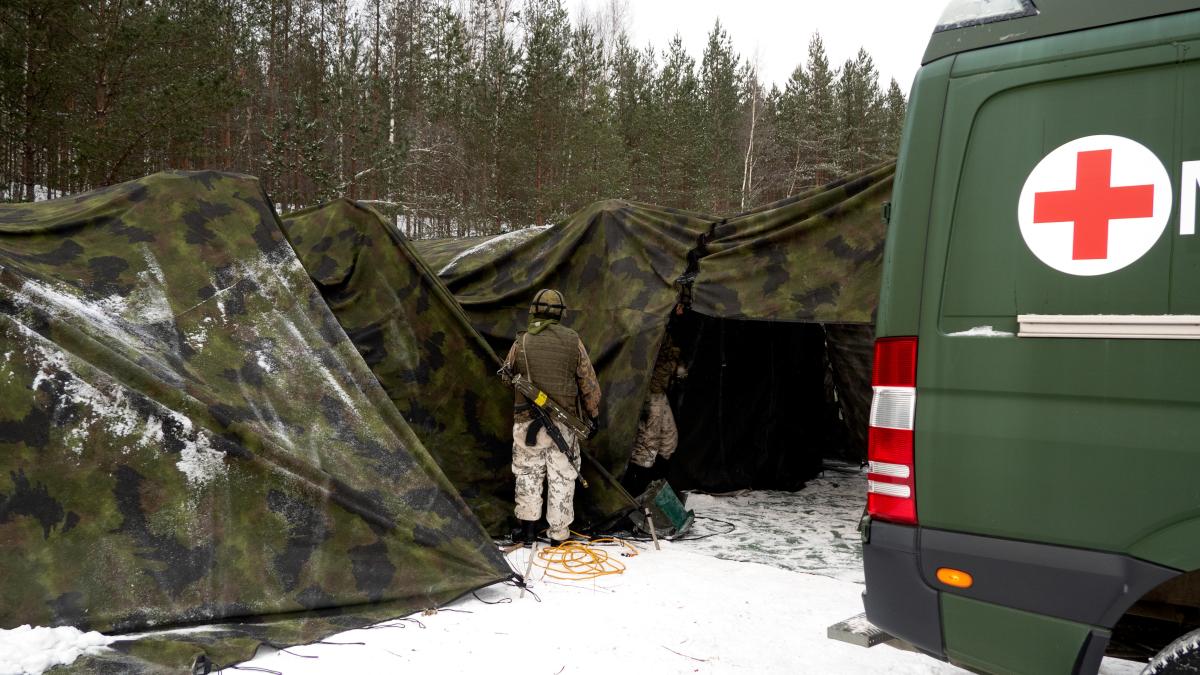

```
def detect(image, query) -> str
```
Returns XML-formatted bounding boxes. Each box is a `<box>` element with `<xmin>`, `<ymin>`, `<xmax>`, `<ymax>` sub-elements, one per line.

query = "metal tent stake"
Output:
<box><xmin>520</xmin><ymin>540</ymin><xmax>537</xmax><ymax>599</ymax></box>
<box><xmin>644</xmin><ymin>507</ymin><xmax>661</xmax><ymax>551</ymax></box>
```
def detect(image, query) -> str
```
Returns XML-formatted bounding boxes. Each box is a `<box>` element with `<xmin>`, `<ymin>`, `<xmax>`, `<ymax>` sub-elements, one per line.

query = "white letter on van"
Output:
<box><xmin>1180</xmin><ymin>161</ymin><xmax>1200</xmax><ymax>235</ymax></box>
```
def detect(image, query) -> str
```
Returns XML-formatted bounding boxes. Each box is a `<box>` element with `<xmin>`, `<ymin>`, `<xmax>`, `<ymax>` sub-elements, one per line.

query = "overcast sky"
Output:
<box><xmin>563</xmin><ymin>0</ymin><xmax>950</xmax><ymax>95</ymax></box>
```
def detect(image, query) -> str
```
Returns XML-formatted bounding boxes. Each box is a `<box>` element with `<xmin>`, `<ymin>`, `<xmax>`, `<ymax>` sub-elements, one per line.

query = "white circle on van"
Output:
<box><xmin>1017</xmin><ymin>135</ymin><xmax>1172</xmax><ymax>276</ymax></box>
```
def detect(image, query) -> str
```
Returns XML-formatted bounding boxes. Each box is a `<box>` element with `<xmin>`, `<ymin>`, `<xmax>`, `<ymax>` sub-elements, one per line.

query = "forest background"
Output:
<box><xmin>1</xmin><ymin>0</ymin><xmax>905</xmax><ymax>237</ymax></box>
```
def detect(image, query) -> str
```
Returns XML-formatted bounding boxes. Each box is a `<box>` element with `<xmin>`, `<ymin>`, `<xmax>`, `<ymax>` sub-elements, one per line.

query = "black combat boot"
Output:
<box><xmin>621</xmin><ymin>463</ymin><xmax>652</xmax><ymax>498</ymax></box>
<box><xmin>510</xmin><ymin>519</ymin><xmax>538</xmax><ymax>547</ymax></box>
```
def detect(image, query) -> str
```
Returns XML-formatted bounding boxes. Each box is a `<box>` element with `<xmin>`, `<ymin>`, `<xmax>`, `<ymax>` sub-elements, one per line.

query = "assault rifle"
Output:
<box><xmin>497</xmin><ymin>365</ymin><xmax>662</xmax><ymax>550</ymax></box>
<box><xmin>498</xmin><ymin>365</ymin><xmax>595</xmax><ymax>487</ymax></box>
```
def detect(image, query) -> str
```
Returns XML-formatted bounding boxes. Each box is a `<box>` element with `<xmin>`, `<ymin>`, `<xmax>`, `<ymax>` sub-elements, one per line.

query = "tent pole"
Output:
<box><xmin>579</xmin><ymin>449</ymin><xmax>661</xmax><ymax>550</ymax></box>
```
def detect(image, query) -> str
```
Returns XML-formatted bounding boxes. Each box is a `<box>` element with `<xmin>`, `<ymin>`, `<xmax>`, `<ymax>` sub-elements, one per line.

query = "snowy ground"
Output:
<box><xmin>0</xmin><ymin>466</ymin><xmax>1146</xmax><ymax>674</ymax></box>
<box><xmin>680</xmin><ymin>467</ymin><xmax>868</xmax><ymax>583</ymax></box>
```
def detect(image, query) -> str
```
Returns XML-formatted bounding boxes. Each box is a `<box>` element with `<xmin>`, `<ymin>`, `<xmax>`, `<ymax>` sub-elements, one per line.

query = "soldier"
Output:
<box><xmin>503</xmin><ymin>289</ymin><xmax>601</xmax><ymax>546</ymax></box>
<box><xmin>623</xmin><ymin>331</ymin><xmax>686</xmax><ymax>496</ymax></box>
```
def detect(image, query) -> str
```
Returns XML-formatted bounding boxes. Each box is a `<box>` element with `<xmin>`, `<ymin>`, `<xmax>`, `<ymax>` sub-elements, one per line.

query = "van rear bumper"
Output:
<box><xmin>863</xmin><ymin>520</ymin><xmax>1180</xmax><ymax>670</ymax></box>
<box><xmin>862</xmin><ymin>520</ymin><xmax>947</xmax><ymax>658</ymax></box>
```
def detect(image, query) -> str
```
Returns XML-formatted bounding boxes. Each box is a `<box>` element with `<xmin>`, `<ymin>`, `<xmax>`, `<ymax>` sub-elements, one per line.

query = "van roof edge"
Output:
<box><xmin>922</xmin><ymin>0</ymin><xmax>1200</xmax><ymax>67</ymax></box>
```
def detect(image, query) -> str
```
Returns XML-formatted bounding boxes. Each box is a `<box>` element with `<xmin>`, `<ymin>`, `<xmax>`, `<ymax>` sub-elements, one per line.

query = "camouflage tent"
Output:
<box><xmin>280</xmin><ymin>200</ymin><xmax>513</xmax><ymax>533</ymax></box>
<box><xmin>413</xmin><ymin>162</ymin><xmax>894</xmax><ymax>517</ymax></box>
<box><xmin>0</xmin><ymin>172</ymin><xmax>510</xmax><ymax>672</ymax></box>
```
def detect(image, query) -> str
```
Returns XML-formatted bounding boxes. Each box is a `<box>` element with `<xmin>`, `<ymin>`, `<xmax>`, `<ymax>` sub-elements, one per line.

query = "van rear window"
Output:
<box><xmin>935</xmin><ymin>0</ymin><xmax>1037</xmax><ymax>32</ymax></box>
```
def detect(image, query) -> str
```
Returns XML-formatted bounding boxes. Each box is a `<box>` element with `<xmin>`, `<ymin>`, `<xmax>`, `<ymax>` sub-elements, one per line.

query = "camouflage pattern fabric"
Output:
<box><xmin>279</xmin><ymin>199</ymin><xmax>513</xmax><ymax>533</ymax></box>
<box><xmin>630</xmin><ymin>393</ymin><xmax>678</xmax><ymax>469</ymax></box>
<box><xmin>692</xmin><ymin>162</ymin><xmax>895</xmax><ymax>322</ymax></box>
<box><xmin>511</xmin><ymin>419</ymin><xmax>579</xmax><ymax>541</ymax></box>
<box><xmin>823</xmin><ymin>323</ymin><xmax>876</xmax><ymax>461</ymax></box>
<box><xmin>413</xmin><ymin>164</ymin><xmax>892</xmax><ymax>514</ymax></box>
<box><xmin>0</xmin><ymin>172</ymin><xmax>510</xmax><ymax>672</ymax></box>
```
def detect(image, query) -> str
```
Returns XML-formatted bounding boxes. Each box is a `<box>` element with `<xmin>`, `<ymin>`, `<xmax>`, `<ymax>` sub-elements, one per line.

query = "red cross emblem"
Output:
<box><xmin>1032</xmin><ymin>149</ymin><xmax>1156</xmax><ymax>261</ymax></box>
<box><xmin>1018</xmin><ymin>135</ymin><xmax>1171</xmax><ymax>277</ymax></box>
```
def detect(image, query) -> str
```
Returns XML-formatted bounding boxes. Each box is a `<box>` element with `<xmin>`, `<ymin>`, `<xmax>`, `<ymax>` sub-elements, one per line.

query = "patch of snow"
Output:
<box><xmin>174</xmin><ymin>429</ymin><xmax>225</xmax><ymax>488</ymax></box>
<box><xmin>13</xmin><ymin>278</ymin><xmax>159</xmax><ymax>357</ymax></box>
<box><xmin>840</xmin><ymin>613</ymin><xmax>878</xmax><ymax>634</ymax></box>
<box><xmin>1</xmin><ymin>184</ymin><xmax>56</xmax><ymax>202</ymax></box>
<box><xmin>120</xmin><ymin>624</ymin><xmax>228</xmax><ymax>640</ymax></box>
<box><xmin>184</xmin><ymin>327</ymin><xmax>208</xmax><ymax>351</ymax></box>
<box><xmin>0</xmin><ymin>625</ymin><xmax>112</xmax><ymax>675</ymax></box>
<box><xmin>254</xmin><ymin>350</ymin><xmax>274</xmax><ymax>373</ymax></box>
<box><xmin>168</xmin><ymin>412</ymin><xmax>226</xmax><ymax>488</ymax></box>
<box><xmin>438</xmin><ymin>226</ymin><xmax>551</xmax><ymax>275</ymax></box>
<box><xmin>21</xmin><ymin>325</ymin><xmax>150</xmax><ymax>455</ymax></box>
<box><xmin>946</xmin><ymin>325</ymin><xmax>1015</xmax><ymax>337</ymax></box>
<box><xmin>274</xmin><ymin>315</ymin><xmax>361</xmax><ymax>421</ymax></box>
<box><xmin>122</xmin><ymin>248</ymin><xmax>174</xmax><ymax>326</ymax></box>
<box><xmin>8</xmin><ymin>321</ymin><xmax>224</xmax><ymax>478</ymax></box>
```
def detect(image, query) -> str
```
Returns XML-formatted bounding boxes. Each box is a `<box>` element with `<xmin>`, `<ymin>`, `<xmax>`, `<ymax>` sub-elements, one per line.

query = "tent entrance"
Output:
<box><xmin>666</xmin><ymin>312</ymin><xmax>872</xmax><ymax>493</ymax></box>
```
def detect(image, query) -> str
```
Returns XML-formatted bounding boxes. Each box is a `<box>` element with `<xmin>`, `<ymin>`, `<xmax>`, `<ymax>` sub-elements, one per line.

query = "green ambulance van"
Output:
<box><xmin>862</xmin><ymin>1</ymin><xmax>1200</xmax><ymax>673</ymax></box>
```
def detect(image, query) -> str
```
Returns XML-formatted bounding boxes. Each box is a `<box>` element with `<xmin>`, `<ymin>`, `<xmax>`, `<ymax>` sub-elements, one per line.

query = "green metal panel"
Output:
<box><xmin>1132</xmin><ymin>516</ymin><xmax>1200</xmax><ymax>570</ymax></box>
<box><xmin>910</xmin><ymin>14</ymin><xmax>1200</xmax><ymax>558</ymax></box>
<box><xmin>876</xmin><ymin>58</ymin><xmax>953</xmax><ymax>339</ymax></box>
<box><xmin>942</xmin><ymin>594</ymin><xmax>1094</xmax><ymax>675</ymax></box>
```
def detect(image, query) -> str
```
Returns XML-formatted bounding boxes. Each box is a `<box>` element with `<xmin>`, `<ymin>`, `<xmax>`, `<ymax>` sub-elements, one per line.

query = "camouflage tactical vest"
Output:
<box><xmin>512</xmin><ymin>323</ymin><xmax>580</xmax><ymax>414</ymax></box>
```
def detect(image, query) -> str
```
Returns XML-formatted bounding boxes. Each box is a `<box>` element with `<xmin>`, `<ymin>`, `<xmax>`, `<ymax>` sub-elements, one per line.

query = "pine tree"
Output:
<box><xmin>881</xmin><ymin>77</ymin><xmax>907</xmax><ymax>157</ymax></box>
<box><xmin>655</xmin><ymin>35</ymin><xmax>703</xmax><ymax>209</ymax></box>
<box><xmin>563</xmin><ymin>22</ymin><xmax>624</xmax><ymax>209</ymax></box>
<box><xmin>516</xmin><ymin>0</ymin><xmax>573</xmax><ymax>226</ymax></box>
<box><xmin>836</xmin><ymin>47</ymin><xmax>884</xmax><ymax>172</ymax></box>
<box><xmin>465</xmin><ymin>0</ymin><xmax>521</xmax><ymax>233</ymax></box>
<box><xmin>698</xmin><ymin>20</ymin><xmax>743</xmax><ymax>213</ymax></box>
<box><xmin>795</xmin><ymin>33</ymin><xmax>840</xmax><ymax>190</ymax></box>
<box><xmin>610</xmin><ymin>36</ymin><xmax>656</xmax><ymax>202</ymax></box>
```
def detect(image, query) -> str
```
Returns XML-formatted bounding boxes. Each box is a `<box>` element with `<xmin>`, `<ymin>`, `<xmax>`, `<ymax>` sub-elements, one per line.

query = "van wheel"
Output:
<box><xmin>1145</xmin><ymin>628</ymin><xmax>1200</xmax><ymax>674</ymax></box>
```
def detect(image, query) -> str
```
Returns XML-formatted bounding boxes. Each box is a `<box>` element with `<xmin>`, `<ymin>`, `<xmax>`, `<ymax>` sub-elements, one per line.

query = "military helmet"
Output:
<box><xmin>530</xmin><ymin>289</ymin><xmax>567</xmax><ymax>320</ymax></box>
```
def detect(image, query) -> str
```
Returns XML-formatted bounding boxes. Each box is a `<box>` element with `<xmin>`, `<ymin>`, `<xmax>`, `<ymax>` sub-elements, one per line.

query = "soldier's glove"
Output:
<box><xmin>497</xmin><ymin>364</ymin><xmax>514</xmax><ymax>385</ymax></box>
<box><xmin>586</xmin><ymin>416</ymin><xmax>601</xmax><ymax>440</ymax></box>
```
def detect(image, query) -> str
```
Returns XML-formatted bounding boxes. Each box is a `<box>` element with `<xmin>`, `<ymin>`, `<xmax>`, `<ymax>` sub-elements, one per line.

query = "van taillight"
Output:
<box><xmin>868</xmin><ymin>337</ymin><xmax>917</xmax><ymax>524</ymax></box>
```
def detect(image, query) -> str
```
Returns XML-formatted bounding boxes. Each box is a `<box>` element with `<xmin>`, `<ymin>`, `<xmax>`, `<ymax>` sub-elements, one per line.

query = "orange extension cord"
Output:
<box><xmin>533</xmin><ymin>534</ymin><xmax>640</xmax><ymax>581</ymax></box>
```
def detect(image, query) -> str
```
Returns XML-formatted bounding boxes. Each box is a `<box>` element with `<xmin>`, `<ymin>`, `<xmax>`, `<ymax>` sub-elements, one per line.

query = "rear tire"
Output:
<box><xmin>1145</xmin><ymin>628</ymin><xmax>1200</xmax><ymax>674</ymax></box>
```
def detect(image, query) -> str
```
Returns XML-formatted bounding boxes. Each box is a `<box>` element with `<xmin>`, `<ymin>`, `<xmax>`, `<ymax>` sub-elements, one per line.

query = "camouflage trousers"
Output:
<box><xmin>512</xmin><ymin>419</ymin><xmax>580</xmax><ymax>541</ymax></box>
<box><xmin>631</xmin><ymin>392</ymin><xmax>678</xmax><ymax>469</ymax></box>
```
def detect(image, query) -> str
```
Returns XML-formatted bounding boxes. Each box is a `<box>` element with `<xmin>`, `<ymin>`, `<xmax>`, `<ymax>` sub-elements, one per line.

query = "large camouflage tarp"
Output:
<box><xmin>689</xmin><ymin>163</ymin><xmax>894</xmax><ymax>322</ymax></box>
<box><xmin>414</xmin><ymin>163</ymin><xmax>894</xmax><ymax>514</ymax></box>
<box><xmin>280</xmin><ymin>200</ymin><xmax>513</xmax><ymax>533</ymax></box>
<box><xmin>0</xmin><ymin>172</ymin><xmax>510</xmax><ymax>672</ymax></box>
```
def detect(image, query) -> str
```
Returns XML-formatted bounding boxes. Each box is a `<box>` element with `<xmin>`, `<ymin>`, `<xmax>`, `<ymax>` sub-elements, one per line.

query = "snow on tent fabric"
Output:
<box><xmin>0</xmin><ymin>172</ymin><xmax>510</xmax><ymax>673</ymax></box>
